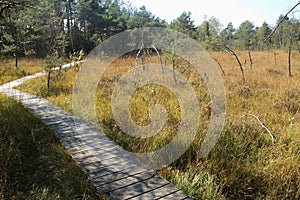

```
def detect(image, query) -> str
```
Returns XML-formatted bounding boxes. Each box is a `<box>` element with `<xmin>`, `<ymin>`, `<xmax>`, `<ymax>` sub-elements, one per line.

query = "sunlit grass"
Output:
<box><xmin>0</xmin><ymin>58</ymin><xmax>44</xmax><ymax>84</ymax></box>
<box><xmin>17</xmin><ymin>51</ymin><xmax>300</xmax><ymax>199</ymax></box>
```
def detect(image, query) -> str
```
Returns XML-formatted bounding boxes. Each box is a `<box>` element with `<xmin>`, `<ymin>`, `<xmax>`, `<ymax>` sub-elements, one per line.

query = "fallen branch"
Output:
<box><xmin>242</xmin><ymin>114</ymin><xmax>275</xmax><ymax>144</ymax></box>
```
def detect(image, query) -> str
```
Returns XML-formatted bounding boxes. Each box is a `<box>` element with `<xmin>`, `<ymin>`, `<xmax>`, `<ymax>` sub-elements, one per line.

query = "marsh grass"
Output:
<box><xmin>0</xmin><ymin>94</ymin><xmax>104</xmax><ymax>199</ymax></box>
<box><xmin>17</xmin><ymin>51</ymin><xmax>300</xmax><ymax>199</ymax></box>
<box><xmin>0</xmin><ymin>59</ymin><xmax>104</xmax><ymax>199</ymax></box>
<box><xmin>0</xmin><ymin>58</ymin><xmax>44</xmax><ymax>85</ymax></box>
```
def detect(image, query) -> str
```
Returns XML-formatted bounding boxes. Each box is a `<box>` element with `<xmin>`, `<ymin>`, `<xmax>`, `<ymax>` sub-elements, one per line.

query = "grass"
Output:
<box><xmin>0</xmin><ymin>94</ymin><xmax>105</xmax><ymax>199</ymax></box>
<box><xmin>0</xmin><ymin>59</ymin><xmax>105</xmax><ymax>199</ymax></box>
<box><xmin>0</xmin><ymin>58</ymin><xmax>45</xmax><ymax>85</ymax></box>
<box><xmin>17</xmin><ymin>50</ymin><xmax>300</xmax><ymax>199</ymax></box>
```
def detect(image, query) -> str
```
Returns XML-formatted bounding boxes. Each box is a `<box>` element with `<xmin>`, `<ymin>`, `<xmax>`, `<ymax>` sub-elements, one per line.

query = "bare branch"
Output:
<box><xmin>135</xmin><ymin>29</ymin><xmax>146</xmax><ymax>71</ymax></box>
<box><xmin>242</xmin><ymin>114</ymin><xmax>275</xmax><ymax>144</ymax></box>
<box><xmin>224</xmin><ymin>45</ymin><xmax>245</xmax><ymax>82</ymax></box>
<box><xmin>288</xmin><ymin>35</ymin><xmax>293</xmax><ymax>77</ymax></box>
<box><xmin>151</xmin><ymin>44</ymin><xmax>164</xmax><ymax>76</ymax></box>
<box><xmin>248</xmin><ymin>51</ymin><xmax>253</xmax><ymax>71</ymax></box>
<box><xmin>212</xmin><ymin>57</ymin><xmax>226</xmax><ymax>76</ymax></box>
<box><xmin>263</xmin><ymin>2</ymin><xmax>300</xmax><ymax>43</ymax></box>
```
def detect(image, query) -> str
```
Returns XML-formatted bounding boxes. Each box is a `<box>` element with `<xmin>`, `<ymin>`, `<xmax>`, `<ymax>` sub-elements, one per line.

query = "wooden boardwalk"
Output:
<box><xmin>0</xmin><ymin>71</ymin><xmax>192</xmax><ymax>199</ymax></box>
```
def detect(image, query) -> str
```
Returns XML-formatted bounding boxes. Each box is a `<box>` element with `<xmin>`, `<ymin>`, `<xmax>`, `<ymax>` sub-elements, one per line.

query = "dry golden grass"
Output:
<box><xmin>18</xmin><ymin>51</ymin><xmax>300</xmax><ymax>199</ymax></box>
<box><xmin>0</xmin><ymin>58</ymin><xmax>44</xmax><ymax>84</ymax></box>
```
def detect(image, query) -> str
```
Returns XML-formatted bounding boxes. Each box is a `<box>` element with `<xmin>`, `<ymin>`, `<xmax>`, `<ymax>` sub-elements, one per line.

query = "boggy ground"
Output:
<box><xmin>17</xmin><ymin>50</ymin><xmax>300</xmax><ymax>199</ymax></box>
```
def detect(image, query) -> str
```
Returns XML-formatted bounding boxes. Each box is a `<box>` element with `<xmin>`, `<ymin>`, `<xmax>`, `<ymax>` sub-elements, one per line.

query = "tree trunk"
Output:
<box><xmin>15</xmin><ymin>52</ymin><xmax>18</xmax><ymax>70</ymax></box>
<box><xmin>67</xmin><ymin>0</ymin><xmax>74</xmax><ymax>52</ymax></box>
<box><xmin>47</xmin><ymin>70</ymin><xmax>54</xmax><ymax>90</ymax></box>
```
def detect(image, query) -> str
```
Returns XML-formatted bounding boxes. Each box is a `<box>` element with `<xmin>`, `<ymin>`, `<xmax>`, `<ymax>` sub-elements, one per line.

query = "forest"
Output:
<box><xmin>1</xmin><ymin>0</ymin><xmax>300</xmax><ymax>59</ymax></box>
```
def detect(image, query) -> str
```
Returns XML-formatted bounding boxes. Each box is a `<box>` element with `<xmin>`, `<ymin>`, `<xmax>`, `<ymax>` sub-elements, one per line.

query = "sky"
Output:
<box><xmin>127</xmin><ymin>0</ymin><xmax>300</xmax><ymax>28</ymax></box>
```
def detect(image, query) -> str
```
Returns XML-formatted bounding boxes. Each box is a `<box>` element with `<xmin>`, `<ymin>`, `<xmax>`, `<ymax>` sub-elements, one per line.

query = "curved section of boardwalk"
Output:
<box><xmin>0</xmin><ymin>72</ymin><xmax>192</xmax><ymax>200</ymax></box>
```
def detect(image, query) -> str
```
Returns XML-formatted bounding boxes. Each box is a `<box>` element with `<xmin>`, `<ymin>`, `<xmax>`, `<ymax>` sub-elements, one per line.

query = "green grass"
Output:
<box><xmin>0</xmin><ymin>58</ymin><xmax>45</xmax><ymax>85</ymax></box>
<box><xmin>17</xmin><ymin>51</ymin><xmax>300</xmax><ymax>199</ymax></box>
<box><xmin>0</xmin><ymin>59</ymin><xmax>105</xmax><ymax>199</ymax></box>
<box><xmin>0</xmin><ymin>94</ymin><xmax>104</xmax><ymax>199</ymax></box>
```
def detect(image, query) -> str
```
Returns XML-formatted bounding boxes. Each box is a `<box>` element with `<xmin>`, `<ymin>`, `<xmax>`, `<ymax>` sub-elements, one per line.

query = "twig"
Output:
<box><xmin>242</xmin><ymin>114</ymin><xmax>275</xmax><ymax>144</ymax></box>
<box><xmin>263</xmin><ymin>2</ymin><xmax>300</xmax><ymax>43</ymax></box>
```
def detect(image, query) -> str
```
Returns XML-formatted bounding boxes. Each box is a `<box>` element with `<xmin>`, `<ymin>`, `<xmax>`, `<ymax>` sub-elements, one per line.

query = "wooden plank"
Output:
<box><xmin>130</xmin><ymin>184</ymin><xmax>179</xmax><ymax>200</ymax></box>
<box><xmin>78</xmin><ymin>153</ymin><xmax>135</xmax><ymax>172</ymax></box>
<box><xmin>108</xmin><ymin>175</ymin><xmax>170</xmax><ymax>199</ymax></box>
<box><xmin>68</xmin><ymin>141</ymin><xmax>113</xmax><ymax>154</ymax></box>
<box><xmin>89</xmin><ymin>159</ymin><xmax>145</xmax><ymax>178</ymax></box>
<box><xmin>156</xmin><ymin>190</ymin><xmax>191</xmax><ymax>200</ymax></box>
<box><xmin>100</xmin><ymin>171</ymin><xmax>156</xmax><ymax>194</ymax></box>
<box><xmin>57</xmin><ymin>131</ymin><xmax>102</xmax><ymax>141</ymax></box>
<box><xmin>94</xmin><ymin>167</ymin><xmax>152</xmax><ymax>187</ymax></box>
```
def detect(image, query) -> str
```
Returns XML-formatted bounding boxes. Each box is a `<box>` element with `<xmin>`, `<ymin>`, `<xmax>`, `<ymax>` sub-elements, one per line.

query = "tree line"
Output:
<box><xmin>171</xmin><ymin>11</ymin><xmax>300</xmax><ymax>52</ymax></box>
<box><xmin>0</xmin><ymin>0</ymin><xmax>299</xmax><ymax>59</ymax></box>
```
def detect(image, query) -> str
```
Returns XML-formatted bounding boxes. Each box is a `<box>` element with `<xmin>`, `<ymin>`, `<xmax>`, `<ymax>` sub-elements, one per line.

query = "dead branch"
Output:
<box><xmin>224</xmin><ymin>45</ymin><xmax>245</xmax><ymax>82</ymax></box>
<box><xmin>263</xmin><ymin>2</ymin><xmax>300</xmax><ymax>43</ymax></box>
<box><xmin>288</xmin><ymin>36</ymin><xmax>292</xmax><ymax>77</ymax></box>
<box><xmin>212</xmin><ymin>57</ymin><xmax>226</xmax><ymax>76</ymax></box>
<box><xmin>151</xmin><ymin>44</ymin><xmax>164</xmax><ymax>76</ymax></box>
<box><xmin>242</xmin><ymin>114</ymin><xmax>275</xmax><ymax>144</ymax></box>
<box><xmin>248</xmin><ymin>51</ymin><xmax>253</xmax><ymax>70</ymax></box>
<box><xmin>135</xmin><ymin>29</ymin><xmax>146</xmax><ymax>71</ymax></box>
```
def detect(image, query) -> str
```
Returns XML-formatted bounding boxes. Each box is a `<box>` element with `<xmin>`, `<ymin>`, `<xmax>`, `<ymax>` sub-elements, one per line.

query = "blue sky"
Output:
<box><xmin>127</xmin><ymin>0</ymin><xmax>300</xmax><ymax>28</ymax></box>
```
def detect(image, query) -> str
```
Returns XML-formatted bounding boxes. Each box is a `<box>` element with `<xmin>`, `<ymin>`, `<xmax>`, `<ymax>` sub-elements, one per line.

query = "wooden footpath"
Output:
<box><xmin>0</xmin><ymin>71</ymin><xmax>192</xmax><ymax>199</ymax></box>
